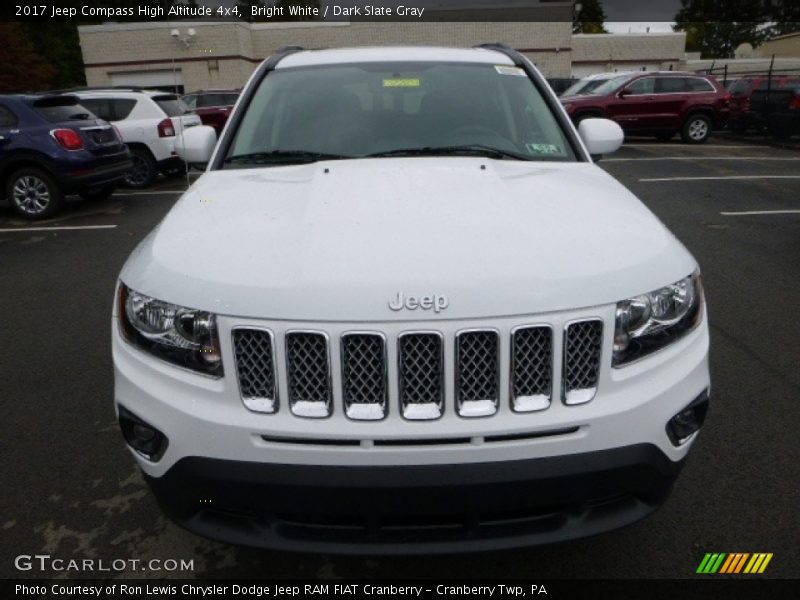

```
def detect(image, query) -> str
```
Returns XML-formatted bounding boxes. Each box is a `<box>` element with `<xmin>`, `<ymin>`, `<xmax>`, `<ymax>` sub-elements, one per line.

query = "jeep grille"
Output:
<box><xmin>231</xmin><ymin>317</ymin><xmax>605</xmax><ymax>420</ymax></box>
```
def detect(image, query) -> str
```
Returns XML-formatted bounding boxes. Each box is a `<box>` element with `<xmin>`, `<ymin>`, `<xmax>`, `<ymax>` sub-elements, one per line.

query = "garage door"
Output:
<box><xmin>110</xmin><ymin>70</ymin><xmax>183</xmax><ymax>93</ymax></box>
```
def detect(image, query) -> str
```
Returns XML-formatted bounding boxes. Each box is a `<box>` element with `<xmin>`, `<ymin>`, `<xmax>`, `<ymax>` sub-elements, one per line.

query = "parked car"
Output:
<box><xmin>727</xmin><ymin>75</ymin><xmax>800</xmax><ymax>133</ymax></box>
<box><xmin>546</xmin><ymin>77</ymin><xmax>578</xmax><ymax>95</ymax></box>
<box><xmin>182</xmin><ymin>89</ymin><xmax>240</xmax><ymax>134</ymax></box>
<box><xmin>560</xmin><ymin>71</ymin><xmax>731</xmax><ymax>143</ymax></box>
<box><xmin>0</xmin><ymin>94</ymin><xmax>131</xmax><ymax>219</ymax></box>
<box><xmin>68</xmin><ymin>89</ymin><xmax>202</xmax><ymax>188</ymax></box>
<box><xmin>748</xmin><ymin>82</ymin><xmax>800</xmax><ymax>140</ymax></box>
<box><xmin>113</xmin><ymin>45</ymin><xmax>709</xmax><ymax>553</ymax></box>
<box><xmin>559</xmin><ymin>71</ymin><xmax>635</xmax><ymax>97</ymax></box>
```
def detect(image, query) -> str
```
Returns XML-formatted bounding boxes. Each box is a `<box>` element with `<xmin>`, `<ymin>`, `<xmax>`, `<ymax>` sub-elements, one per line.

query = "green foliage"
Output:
<box><xmin>674</xmin><ymin>0</ymin><xmax>800</xmax><ymax>58</ymax></box>
<box><xmin>573</xmin><ymin>0</ymin><xmax>608</xmax><ymax>34</ymax></box>
<box><xmin>0</xmin><ymin>22</ymin><xmax>57</xmax><ymax>92</ymax></box>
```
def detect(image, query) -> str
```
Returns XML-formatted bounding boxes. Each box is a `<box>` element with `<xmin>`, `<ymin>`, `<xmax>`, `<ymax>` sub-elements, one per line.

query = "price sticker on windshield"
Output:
<box><xmin>383</xmin><ymin>78</ymin><xmax>421</xmax><ymax>88</ymax></box>
<box><xmin>495</xmin><ymin>66</ymin><xmax>526</xmax><ymax>77</ymax></box>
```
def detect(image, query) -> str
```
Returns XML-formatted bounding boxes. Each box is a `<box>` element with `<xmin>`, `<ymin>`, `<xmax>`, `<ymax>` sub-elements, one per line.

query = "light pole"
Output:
<box><xmin>169</xmin><ymin>28</ymin><xmax>196</xmax><ymax>94</ymax></box>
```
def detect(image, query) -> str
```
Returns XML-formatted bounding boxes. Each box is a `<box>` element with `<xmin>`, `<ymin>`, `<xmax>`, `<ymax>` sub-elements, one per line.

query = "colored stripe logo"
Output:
<box><xmin>697</xmin><ymin>553</ymin><xmax>773</xmax><ymax>574</ymax></box>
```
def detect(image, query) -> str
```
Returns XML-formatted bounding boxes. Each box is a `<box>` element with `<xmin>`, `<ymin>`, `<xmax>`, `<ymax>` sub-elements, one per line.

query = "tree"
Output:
<box><xmin>0</xmin><ymin>22</ymin><xmax>57</xmax><ymax>92</ymax></box>
<box><xmin>20</xmin><ymin>22</ymin><xmax>86</xmax><ymax>89</ymax></box>
<box><xmin>573</xmin><ymin>0</ymin><xmax>608</xmax><ymax>34</ymax></box>
<box><xmin>673</xmin><ymin>0</ymin><xmax>771</xmax><ymax>58</ymax></box>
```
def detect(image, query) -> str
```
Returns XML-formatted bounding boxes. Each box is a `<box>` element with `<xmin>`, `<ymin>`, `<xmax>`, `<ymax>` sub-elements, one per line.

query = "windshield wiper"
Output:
<box><xmin>68</xmin><ymin>113</ymin><xmax>92</xmax><ymax>120</ymax></box>
<box><xmin>366</xmin><ymin>144</ymin><xmax>532</xmax><ymax>161</ymax></box>
<box><xmin>224</xmin><ymin>150</ymin><xmax>353</xmax><ymax>165</ymax></box>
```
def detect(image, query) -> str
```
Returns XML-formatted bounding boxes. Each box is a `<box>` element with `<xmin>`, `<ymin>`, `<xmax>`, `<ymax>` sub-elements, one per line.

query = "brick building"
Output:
<box><xmin>78</xmin><ymin>20</ymin><xmax>573</xmax><ymax>92</ymax></box>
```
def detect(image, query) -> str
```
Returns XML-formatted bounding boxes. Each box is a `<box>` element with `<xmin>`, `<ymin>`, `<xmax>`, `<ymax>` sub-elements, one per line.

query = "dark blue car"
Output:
<box><xmin>0</xmin><ymin>94</ymin><xmax>132</xmax><ymax>219</ymax></box>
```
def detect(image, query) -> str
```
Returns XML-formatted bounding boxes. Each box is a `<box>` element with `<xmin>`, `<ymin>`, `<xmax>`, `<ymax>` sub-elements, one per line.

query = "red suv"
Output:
<box><xmin>727</xmin><ymin>75</ymin><xmax>800</xmax><ymax>133</ymax></box>
<box><xmin>181</xmin><ymin>89</ymin><xmax>240</xmax><ymax>134</ymax></box>
<box><xmin>560</xmin><ymin>72</ymin><xmax>730</xmax><ymax>143</ymax></box>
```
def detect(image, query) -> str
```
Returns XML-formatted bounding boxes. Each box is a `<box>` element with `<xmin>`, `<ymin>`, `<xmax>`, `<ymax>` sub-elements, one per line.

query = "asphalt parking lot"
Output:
<box><xmin>1</xmin><ymin>138</ymin><xmax>799</xmax><ymax>580</ymax></box>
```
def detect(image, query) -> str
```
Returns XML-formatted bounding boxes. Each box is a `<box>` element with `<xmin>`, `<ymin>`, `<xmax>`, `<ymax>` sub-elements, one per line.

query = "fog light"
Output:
<box><xmin>667</xmin><ymin>391</ymin><xmax>709</xmax><ymax>446</ymax></box>
<box><xmin>118</xmin><ymin>405</ymin><xmax>168</xmax><ymax>461</ymax></box>
<box><xmin>133</xmin><ymin>423</ymin><xmax>156</xmax><ymax>442</ymax></box>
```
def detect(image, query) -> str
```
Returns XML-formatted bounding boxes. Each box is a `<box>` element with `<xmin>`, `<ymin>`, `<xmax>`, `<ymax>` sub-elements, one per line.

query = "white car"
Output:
<box><xmin>112</xmin><ymin>45</ymin><xmax>710</xmax><ymax>553</ymax></box>
<box><xmin>560</xmin><ymin>71</ymin><xmax>636</xmax><ymax>97</ymax></box>
<box><xmin>74</xmin><ymin>89</ymin><xmax>201</xmax><ymax>188</ymax></box>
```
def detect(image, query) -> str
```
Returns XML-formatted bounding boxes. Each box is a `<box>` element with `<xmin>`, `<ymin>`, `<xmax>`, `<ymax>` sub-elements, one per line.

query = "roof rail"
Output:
<box><xmin>49</xmin><ymin>85</ymin><xmax>152</xmax><ymax>94</ymax></box>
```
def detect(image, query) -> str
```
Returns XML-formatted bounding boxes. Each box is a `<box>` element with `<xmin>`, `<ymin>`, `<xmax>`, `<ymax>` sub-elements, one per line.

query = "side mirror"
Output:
<box><xmin>618</xmin><ymin>88</ymin><xmax>632</xmax><ymax>98</ymax></box>
<box><xmin>578</xmin><ymin>118</ymin><xmax>624</xmax><ymax>159</ymax></box>
<box><xmin>174</xmin><ymin>125</ymin><xmax>217</xmax><ymax>165</ymax></box>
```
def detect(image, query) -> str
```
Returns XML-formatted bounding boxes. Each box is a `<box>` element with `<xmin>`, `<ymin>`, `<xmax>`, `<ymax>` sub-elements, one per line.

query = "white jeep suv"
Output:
<box><xmin>75</xmin><ymin>89</ymin><xmax>201</xmax><ymax>188</ymax></box>
<box><xmin>112</xmin><ymin>45</ymin><xmax>710</xmax><ymax>553</ymax></box>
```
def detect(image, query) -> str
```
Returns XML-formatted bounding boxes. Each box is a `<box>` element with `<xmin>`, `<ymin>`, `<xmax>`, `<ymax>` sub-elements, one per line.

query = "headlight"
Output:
<box><xmin>613</xmin><ymin>271</ymin><xmax>704</xmax><ymax>367</ymax></box>
<box><xmin>117</xmin><ymin>283</ymin><xmax>223</xmax><ymax>377</ymax></box>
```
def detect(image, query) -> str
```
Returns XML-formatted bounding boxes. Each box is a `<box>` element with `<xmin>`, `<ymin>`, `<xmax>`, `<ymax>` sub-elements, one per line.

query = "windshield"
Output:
<box><xmin>588</xmin><ymin>74</ymin><xmax>635</xmax><ymax>96</ymax></box>
<box><xmin>223</xmin><ymin>62</ymin><xmax>576</xmax><ymax>167</ymax></box>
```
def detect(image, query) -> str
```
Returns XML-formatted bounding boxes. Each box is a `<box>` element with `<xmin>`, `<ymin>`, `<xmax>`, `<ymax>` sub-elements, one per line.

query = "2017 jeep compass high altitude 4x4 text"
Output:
<box><xmin>112</xmin><ymin>45</ymin><xmax>710</xmax><ymax>553</ymax></box>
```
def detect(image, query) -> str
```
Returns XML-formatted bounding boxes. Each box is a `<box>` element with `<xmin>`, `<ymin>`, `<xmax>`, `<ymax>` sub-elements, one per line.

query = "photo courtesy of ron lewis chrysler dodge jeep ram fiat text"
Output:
<box><xmin>112</xmin><ymin>45</ymin><xmax>710</xmax><ymax>554</ymax></box>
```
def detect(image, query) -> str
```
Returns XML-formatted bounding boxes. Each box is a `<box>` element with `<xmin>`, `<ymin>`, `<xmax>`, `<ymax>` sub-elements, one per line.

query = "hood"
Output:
<box><xmin>121</xmin><ymin>158</ymin><xmax>696</xmax><ymax>321</ymax></box>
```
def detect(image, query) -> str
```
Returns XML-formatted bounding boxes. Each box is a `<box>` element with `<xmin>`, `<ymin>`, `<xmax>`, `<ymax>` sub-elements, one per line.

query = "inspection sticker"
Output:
<box><xmin>383</xmin><ymin>78</ymin><xmax>421</xmax><ymax>87</ymax></box>
<box><xmin>526</xmin><ymin>143</ymin><xmax>563</xmax><ymax>155</ymax></box>
<box><xmin>495</xmin><ymin>65</ymin><xmax>526</xmax><ymax>77</ymax></box>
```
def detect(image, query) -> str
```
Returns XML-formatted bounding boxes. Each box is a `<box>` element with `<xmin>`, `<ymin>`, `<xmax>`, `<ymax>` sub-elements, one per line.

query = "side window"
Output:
<box><xmin>656</xmin><ymin>78</ymin><xmax>687</xmax><ymax>94</ymax></box>
<box><xmin>80</xmin><ymin>98</ymin><xmax>114</xmax><ymax>121</ymax></box>
<box><xmin>0</xmin><ymin>105</ymin><xmax>18</xmax><ymax>127</ymax></box>
<box><xmin>686</xmin><ymin>78</ymin><xmax>715</xmax><ymax>92</ymax></box>
<box><xmin>182</xmin><ymin>95</ymin><xmax>197</xmax><ymax>110</ymax></box>
<box><xmin>112</xmin><ymin>99</ymin><xmax>137</xmax><ymax>120</ymax></box>
<box><xmin>628</xmin><ymin>77</ymin><xmax>656</xmax><ymax>95</ymax></box>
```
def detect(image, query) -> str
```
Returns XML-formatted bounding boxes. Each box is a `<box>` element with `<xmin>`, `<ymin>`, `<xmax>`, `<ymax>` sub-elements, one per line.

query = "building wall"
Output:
<box><xmin>571</xmin><ymin>33</ymin><xmax>686</xmax><ymax>76</ymax></box>
<box><xmin>78</xmin><ymin>20</ymin><xmax>573</xmax><ymax>91</ymax></box>
<box><xmin>758</xmin><ymin>33</ymin><xmax>800</xmax><ymax>59</ymax></box>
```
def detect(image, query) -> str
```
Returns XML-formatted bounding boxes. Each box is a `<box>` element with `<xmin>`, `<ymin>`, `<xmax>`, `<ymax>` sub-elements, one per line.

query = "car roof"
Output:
<box><xmin>73</xmin><ymin>89</ymin><xmax>172</xmax><ymax>97</ymax></box>
<box><xmin>184</xmin><ymin>89</ymin><xmax>240</xmax><ymax>94</ymax></box>
<box><xmin>584</xmin><ymin>71</ymin><xmax>635</xmax><ymax>80</ymax></box>
<box><xmin>276</xmin><ymin>46</ymin><xmax>515</xmax><ymax>69</ymax></box>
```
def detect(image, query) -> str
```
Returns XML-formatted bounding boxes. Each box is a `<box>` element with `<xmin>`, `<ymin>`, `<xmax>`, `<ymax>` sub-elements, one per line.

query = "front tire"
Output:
<box><xmin>681</xmin><ymin>114</ymin><xmax>712</xmax><ymax>144</ymax></box>
<box><xmin>6</xmin><ymin>167</ymin><xmax>63</xmax><ymax>220</ymax></box>
<box><xmin>123</xmin><ymin>147</ymin><xmax>158</xmax><ymax>189</ymax></box>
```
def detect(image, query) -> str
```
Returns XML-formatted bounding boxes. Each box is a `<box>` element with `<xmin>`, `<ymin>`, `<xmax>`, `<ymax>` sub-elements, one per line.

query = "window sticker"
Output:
<box><xmin>383</xmin><ymin>78</ymin><xmax>421</xmax><ymax>88</ymax></box>
<box><xmin>495</xmin><ymin>66</ymin><xmax>526</xmax><ymax>77</ymax></box>
<box><xmin>525</xmin><ymin>143</ymin><xmax>564</xmax><ymax>155</ymax></box>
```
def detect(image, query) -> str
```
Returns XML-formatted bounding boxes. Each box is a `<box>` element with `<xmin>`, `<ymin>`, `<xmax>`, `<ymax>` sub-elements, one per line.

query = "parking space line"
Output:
<box><xmin>606</xmin><ymin>157</ymin><xmax>800</xmax><ymax>162</ymax></box>
<box><xmin>639</xmin><ymin>175</ymin><xmax>800</xmax><ymax>182</ymax></box>
<box><xmin>114</xmin><ymin>191</ymin><xmax>184</xmax><ymax>196</ymax></box>
<box><xmin>623</xmin><ymin>144</ymin><xmax>766</xmax><ymax>149</ymax></box>
<box><xmin>0</xmin><ymin>225</ymin><xmax>118</xmax><ymax>232</ymax></box>
<box><xmin>720</xmin><ymin>210</ymin><xmax>800</xmax><ymax>216</ymax></box>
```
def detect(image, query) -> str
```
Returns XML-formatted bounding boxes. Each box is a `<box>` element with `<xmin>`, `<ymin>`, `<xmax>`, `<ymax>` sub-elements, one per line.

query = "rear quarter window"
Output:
<box><xmin>112</xmin><ymin>99</ymin><xmax>137</xmax><ymax>119</ymax></box>
<box><xmin>153</xmin><ymin>96</ymin><xmax>191</xmax><ymax>117</ymax></box>
<box><xmin>686</xmin><ymin>78</ymin><xmax>715</xmax><ymax>92</ymax></box>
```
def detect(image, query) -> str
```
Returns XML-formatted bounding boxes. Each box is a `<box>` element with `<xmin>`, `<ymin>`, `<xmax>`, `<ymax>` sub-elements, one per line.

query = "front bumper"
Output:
<box><xmin>145</xmin><ymin>443</ymin><xmax>684</xmax><ymax>554</ymax></box>
<box><xmin>113</xmin><ymin>302</ymin><xmax>710</xmax><ymax>552</ymax></box>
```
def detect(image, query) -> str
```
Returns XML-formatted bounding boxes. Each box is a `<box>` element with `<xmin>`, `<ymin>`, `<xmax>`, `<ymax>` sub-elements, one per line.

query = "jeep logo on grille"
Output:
<box><xmin>389</xmin><ymin>292</ymin><xmax>449</xmax><ymax>313</ymax></box>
